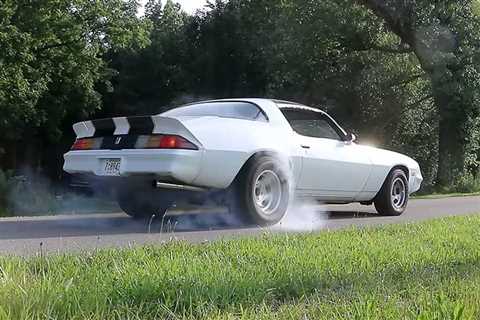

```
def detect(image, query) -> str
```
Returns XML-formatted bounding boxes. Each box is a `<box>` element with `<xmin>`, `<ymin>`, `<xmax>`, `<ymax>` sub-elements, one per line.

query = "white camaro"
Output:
<box><xmin>64</xmin><ymin>99</ymin><xmax>423</xmax><ymax>226</ymax></box>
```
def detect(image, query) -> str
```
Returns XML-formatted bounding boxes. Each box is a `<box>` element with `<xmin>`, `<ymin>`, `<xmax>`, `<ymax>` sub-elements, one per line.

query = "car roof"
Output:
<box><xmin>271</xmin><ymin>99</ymin><xmax>302</xmax><ymax>106</ymax></box>
<box><xmin>161</xmin><ymin>98</ymin><xmax>342</xmax><ymax>131</ymax></box>
<box><xmin>179</xmin><ymin>98</ymin><xmax>325</xmax><ymax>113</ymax></box>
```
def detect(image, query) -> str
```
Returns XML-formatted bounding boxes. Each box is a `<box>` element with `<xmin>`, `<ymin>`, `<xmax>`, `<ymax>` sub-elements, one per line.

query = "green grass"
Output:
<box><xmin>1</xmin><ymin>215</ymin><xmax>480</xmax><ymax>319</ymax></box>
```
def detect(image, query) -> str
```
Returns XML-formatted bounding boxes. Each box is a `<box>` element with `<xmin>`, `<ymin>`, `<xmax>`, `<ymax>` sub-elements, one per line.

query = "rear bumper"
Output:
<box><xmin>63</xmin><ymin>149</ymin><xmax>202</xmax><ymax>185</ymax></box>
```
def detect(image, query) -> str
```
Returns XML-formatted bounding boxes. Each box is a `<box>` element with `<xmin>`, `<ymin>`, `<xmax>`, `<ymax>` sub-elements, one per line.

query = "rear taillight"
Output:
<box><xmin>71</xmin><ymin>138</ymin><xmax>102</xmax><ymax>150</ymax></box>
<box><xmin>71</xmin><ymin>135</ymin><xmax>198</xmax><ymax>150</ymax></box>
<box><xmin>136</xmin><ymin>135</ymin><xmax>198</xmax><ymax>150</ymax></box>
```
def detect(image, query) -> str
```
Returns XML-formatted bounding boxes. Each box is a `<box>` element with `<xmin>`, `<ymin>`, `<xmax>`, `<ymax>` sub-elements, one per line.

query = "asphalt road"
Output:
<box><xmin>0</xmin><ymin>196</ymin><xmax>478</xmax><ymax>256</ymax></box>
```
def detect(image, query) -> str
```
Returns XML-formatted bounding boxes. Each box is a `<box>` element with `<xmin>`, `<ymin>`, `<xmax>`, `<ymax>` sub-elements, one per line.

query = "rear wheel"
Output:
<box><xmin>374</xmin><ymin>169</ymin><xmax>409</xmax><ymax>216</ymax></box>
<box><xmin>117</xmin><ymin>188</ymin><xmax>173</xmax><ymax>219</ymax></box>
<box><xmin>230</xmin><ymin>155</ymin><xmax>290</xmax><ymax>226</ymax></box>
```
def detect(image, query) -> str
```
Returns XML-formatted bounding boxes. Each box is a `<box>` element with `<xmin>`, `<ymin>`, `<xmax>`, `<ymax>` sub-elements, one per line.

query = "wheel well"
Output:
<box><xmin>229</xmin><ymin>151</ymin><xmax>286</xmax><ymax>188</ymax></box>
<box><xmin>391</xmin><ymin>165</ymin><xmax>409</xmax><ymax>180</ymax></box>
<box><xmin>371</xmin><ymin>165</ymin><xmax>409</xmax><ymax>202</ymax></box>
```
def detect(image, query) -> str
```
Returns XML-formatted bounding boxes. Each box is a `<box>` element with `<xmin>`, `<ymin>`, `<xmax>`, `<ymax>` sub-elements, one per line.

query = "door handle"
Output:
<box><xmin>301</xmin><ymin>145</ymin><xmax>311</xmax><ymax>149</ymax></box>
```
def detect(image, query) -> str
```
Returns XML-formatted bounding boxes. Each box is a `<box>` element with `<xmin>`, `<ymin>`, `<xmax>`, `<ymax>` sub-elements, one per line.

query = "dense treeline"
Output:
<box><xmin>0</xmin><ymin>0</ymin><xmax>479</xmax><ymax>193</ymax></box>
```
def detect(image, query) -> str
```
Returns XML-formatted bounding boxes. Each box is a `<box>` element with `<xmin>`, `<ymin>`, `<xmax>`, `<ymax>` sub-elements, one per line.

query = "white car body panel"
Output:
<box><xmin>358</xmin><ymin>145</ymin><xmax>423</xmax><ymax>196</ymax></box>
<box><xmin>294</xmin><ymin>136</ymin><xmax>372</xmax><ymax>201</ymax></box>
<box><xmin>63</xmin><ymin>98</ymin><xmax>423</xmax><ymax>202</ymax></box>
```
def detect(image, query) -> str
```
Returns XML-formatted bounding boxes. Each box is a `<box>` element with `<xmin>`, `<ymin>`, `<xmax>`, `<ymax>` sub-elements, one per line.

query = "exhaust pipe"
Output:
<box><xmin>154</xmin><ymin>181</ymin><xmax>207</xmax><ymax>192</ymax></box>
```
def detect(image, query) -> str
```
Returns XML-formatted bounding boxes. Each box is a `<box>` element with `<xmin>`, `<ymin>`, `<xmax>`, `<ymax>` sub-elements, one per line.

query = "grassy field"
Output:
<box><xmin>0</xmin><ymin>215</ymin><xmax>480</xmax><ymax>319</ymax></box>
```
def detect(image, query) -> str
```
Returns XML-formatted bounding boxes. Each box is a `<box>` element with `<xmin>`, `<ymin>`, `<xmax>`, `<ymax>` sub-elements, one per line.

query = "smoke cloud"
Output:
<box><xmin>275</xmin><ymin>199</ymin><xmax>327</xmax><ymax>232</ymax></box>
<box><xmin>3</xmin><ymin>168</ymin><xmax>117</xmax><ymax>217</ymax></box>
<box><xmin>2</xmin><ymin>160</ymin><xmax>329</xmax><ymax>235</ymax></box>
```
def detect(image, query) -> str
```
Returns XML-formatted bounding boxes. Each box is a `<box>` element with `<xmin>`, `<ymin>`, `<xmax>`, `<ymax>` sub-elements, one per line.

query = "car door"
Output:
<box><xmin>281</xmin><ymin>108</ymin><xmax>372</xmax><ymax>200</ymax></box>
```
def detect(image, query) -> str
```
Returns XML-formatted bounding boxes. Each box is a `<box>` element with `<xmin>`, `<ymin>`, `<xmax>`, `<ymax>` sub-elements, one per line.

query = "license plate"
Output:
<box><xmin>102</xmin><ymin>159</ymin><xmax>121</xmax><ymax>176</ymax></box>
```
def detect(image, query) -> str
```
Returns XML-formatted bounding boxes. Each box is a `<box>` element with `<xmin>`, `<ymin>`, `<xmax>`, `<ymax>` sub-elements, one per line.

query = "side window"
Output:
<box><xmin>281</xmin><ymin>109</ymin><xmax>343</xmax><ymax>140</ymax></box>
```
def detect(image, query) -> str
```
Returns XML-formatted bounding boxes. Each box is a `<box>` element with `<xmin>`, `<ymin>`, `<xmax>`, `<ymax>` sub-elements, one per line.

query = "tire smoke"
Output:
<box><xmin>272</xmin><ymin>154</ymin><xmax>328</xmax><ymax>231</ymax></box>
<box><xmin>275</xmin><ymin>198</ymin><xmax>327</xmax><ymax>231</ymax></box>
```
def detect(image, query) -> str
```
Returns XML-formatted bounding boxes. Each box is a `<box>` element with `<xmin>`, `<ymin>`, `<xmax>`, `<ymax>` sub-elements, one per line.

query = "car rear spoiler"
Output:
<box><xmin>72</xmin><ymin>116</ymin><xmax>202</xmax><ymax>147</ymax></box>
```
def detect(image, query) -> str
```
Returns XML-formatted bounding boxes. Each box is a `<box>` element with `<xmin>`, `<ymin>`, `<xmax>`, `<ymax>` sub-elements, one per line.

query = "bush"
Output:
<box><xmin>7</xmin><ymin>175</ymin><xmax>58</xmax><ymax>215</ymax></box>
<box><xmin>0</xmin><ymin>170</ymin><xmax>59</xmax><ymax>216</ymax></box>
<box><xmin>433</xmin><ymin>172</ymin><xmax>480</xmax><ymax>194</ymax></box>
<box><xmin>454</xmin><ymin>173</ymin><xmax>480</xmax><ymax>194</ymax></box>
<box><xmin>0</xmin><ymin>169</ymin><xmax>117</xmax><ymax>216</ymax></box>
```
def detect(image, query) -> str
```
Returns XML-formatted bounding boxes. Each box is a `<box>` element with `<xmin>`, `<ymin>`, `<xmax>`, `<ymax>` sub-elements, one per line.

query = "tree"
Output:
<box><xmin>356</xmin><ymin>0</ymin><xmax>480</xmax><ymax>187</ymax></box>
<box><xmin>103</xmin><ymin>0</ymin><xmax>191</xmax><ymax>115</ymax></box>
<box><xmin>183</xmin><ymin>0</ymin><xmax>272</xmax><ymax>98</ymax></box>
<box><xmin>0</xmin><ymin>0</ymin><xmax>150</xmax><ymax>169</ymax></box>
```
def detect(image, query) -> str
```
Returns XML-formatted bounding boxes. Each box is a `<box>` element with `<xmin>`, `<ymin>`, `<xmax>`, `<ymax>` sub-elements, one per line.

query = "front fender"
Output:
<box><xmin>358</xmin><ymin>145</ymin><xmax>422</xmax><ymax>195</ymax></box>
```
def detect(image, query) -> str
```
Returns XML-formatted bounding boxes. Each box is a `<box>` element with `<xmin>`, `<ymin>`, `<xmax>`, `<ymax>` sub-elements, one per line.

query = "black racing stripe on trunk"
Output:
<box><xmin>92</xmin><ymin>118</ymin><xmax>115</xmax><ymax>137</ymax></box>
<box><xmin>101</xmin><ymin>135</ymin><xmax>138</xmax><ymax>150</ymax></box>
<box><xmin>127</xmin><ymin>116</ymin><xmax>155</xmax><ymax>135</ymax></box>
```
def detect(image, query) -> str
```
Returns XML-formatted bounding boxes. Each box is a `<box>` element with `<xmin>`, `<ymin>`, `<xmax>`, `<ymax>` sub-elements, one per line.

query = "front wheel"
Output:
<box><xmin>374</xmin><ymin>169</ymin><xmax>409</xmax><ymax>216</ymax></box>
<box><xmin>230</xmin><ymin>155</ymin><xmax>290</xmax><ymax>226</ymax></box>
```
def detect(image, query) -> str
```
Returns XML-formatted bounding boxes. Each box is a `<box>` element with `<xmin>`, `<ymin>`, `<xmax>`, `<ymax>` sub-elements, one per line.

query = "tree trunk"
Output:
<box><xmin>430</xmin><ymin>72</ymin><xmax>467</xmax><ymax>188</ymax></box>
<box><xmin>436</xmin><ymin>106</ymin><xmax>465</xmax><ymax>188</ymax></box>
<box><xmin>5</xmin><ymin>141</ymin><xmax>17</xmax><ymax>171</ymax></box>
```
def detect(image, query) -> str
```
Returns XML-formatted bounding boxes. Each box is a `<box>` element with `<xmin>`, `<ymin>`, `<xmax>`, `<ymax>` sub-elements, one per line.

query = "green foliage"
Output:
<box><xmin>0</xmin><ymin>170</ymin><xmax>118</xmax><ymax>216</ymax></box>
<box><xmin>103</xmin><ymin>0</ymin><xmax>191</xmax><ymax>115</ymax></box>
<box><xmin>0</xmin><ymin>171</ymin><xmax>58</xmax><ymax>216</ymax></box>
<box><xmin>448</xmin><ymin>174</ymin><xmax>480</xmax><ymax>194</ymax></box>
<box><xmin>1</xmin><ymin>216</ymin><xmax>480</xmax><ymax>318</ymax></box>
<box><xmin>6</xmin><ymin>175</ymin><xmax>58</xmax><ymax>215</ymax></box>
<box><xmin>357</xmin><ymin>0</ymin><xmax>480</xmax><ymax>187</ymax></box>
<box><xmin>0</xmin><ymin>0</ymin><xmax>150</xmax><ymax>143</ymax></box>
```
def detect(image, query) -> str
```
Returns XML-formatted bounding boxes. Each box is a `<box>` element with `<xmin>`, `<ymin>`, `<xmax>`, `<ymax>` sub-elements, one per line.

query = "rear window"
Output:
<box><xmin>162</xmin><ymin>101</ymin><xmax>267</xmax><ymax>121</ymax></box>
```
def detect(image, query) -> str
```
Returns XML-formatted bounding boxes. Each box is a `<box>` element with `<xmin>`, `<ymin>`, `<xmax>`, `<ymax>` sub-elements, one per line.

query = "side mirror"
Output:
<box><xmin>345</xmin><ymin>133</ymin><xmax>356</xmax><ymax>144</ymax></box>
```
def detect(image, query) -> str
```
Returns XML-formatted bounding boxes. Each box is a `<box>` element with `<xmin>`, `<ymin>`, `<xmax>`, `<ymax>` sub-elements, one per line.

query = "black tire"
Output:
<box><xmin>374</xmin><ymin>169</ymin><xmax>409</xmax><ymax>216</ymax></box>
<box><xmin>117</xmin><ymin>188</ymin><xmax>173</xmax><ymax>219</ymax></box>
<box><xmin>230</xmin><ymin>155</ymin><xmax>290</xmax><ymax>226</ymax></box>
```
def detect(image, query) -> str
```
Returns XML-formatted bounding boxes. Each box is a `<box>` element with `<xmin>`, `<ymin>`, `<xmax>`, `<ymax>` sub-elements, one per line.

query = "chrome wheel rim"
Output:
<box><xmin>391</xmin><ymin>177</ymin><xmax>406</xmax><ymax>210</ymax></box>
<box><xmin>253</xmin><ymin>170</ymin><xmax>282</xmax><ymax>215</ymax></box>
